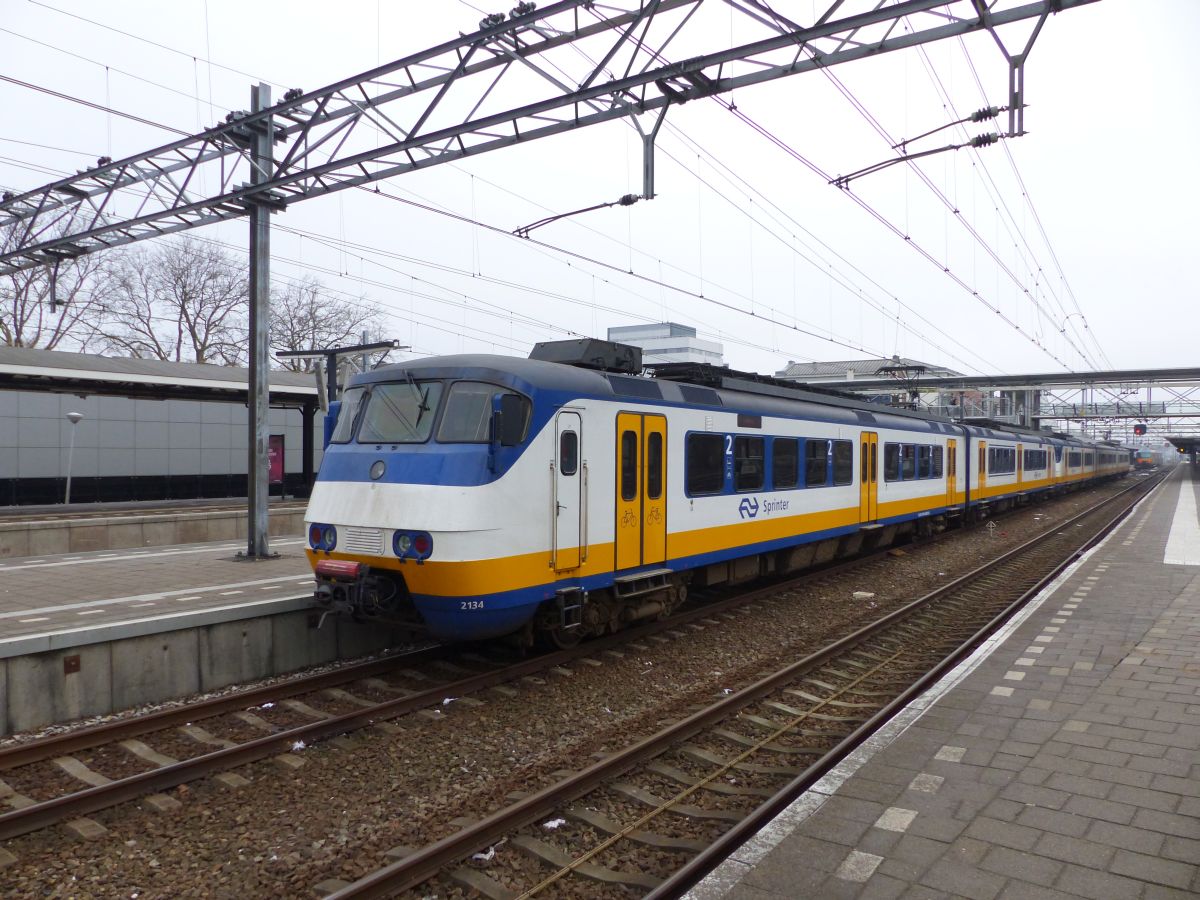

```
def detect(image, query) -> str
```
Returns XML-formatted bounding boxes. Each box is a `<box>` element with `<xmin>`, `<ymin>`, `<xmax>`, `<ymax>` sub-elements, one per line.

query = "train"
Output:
<box><xmin>1133</xmin><ymin>448</ymin><xmax>1161</xmax><ymax>470</ymax></box>
<box><xmin>304</xmin><ymin>340</ymin><xmax>1130</xmax><ymax>647</ymax></box>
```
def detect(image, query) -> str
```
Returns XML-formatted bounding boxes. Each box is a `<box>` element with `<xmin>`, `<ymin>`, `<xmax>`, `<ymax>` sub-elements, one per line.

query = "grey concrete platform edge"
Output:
<box><xmin>0</xmin><ymin>506</ymin><xmax>306</xmax><ymax>558</ymax></box>
<box><xmin>0</xmin><ymin>594</ymin><xmax>411</xmax><ymax>735</ymax></box>
<box><xmin>0</xmin><ymin>594</ymin><xmax>313</xmax><ymax>659</ymax></box>
<box><xmin>685</xmin><ymin>478</ymin><xmax>1164</xmax><ymax>900</ymax></box>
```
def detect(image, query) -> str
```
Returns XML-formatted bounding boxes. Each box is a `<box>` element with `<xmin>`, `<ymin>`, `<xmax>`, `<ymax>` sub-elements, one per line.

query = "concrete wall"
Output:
<box><xmin>0</xmin><ymin>506</ymin><xmax>306</xmax><ymax>558</ymax></box>
<box><xmin>0</xmin><ymin>609</ymin><xmax>408</xmax><ymax>735</ymax></box>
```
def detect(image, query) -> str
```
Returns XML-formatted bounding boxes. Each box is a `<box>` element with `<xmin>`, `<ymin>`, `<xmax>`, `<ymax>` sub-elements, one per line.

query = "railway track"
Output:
<box><xmin>0</xmin><ymin>477</ymin><xmax>1146</xmax><ymax>873</ymax></box>
<box><xmin>320</xmin><ymin>472</ymin><xmax>1162</xmax><ymax>899</ymax></box>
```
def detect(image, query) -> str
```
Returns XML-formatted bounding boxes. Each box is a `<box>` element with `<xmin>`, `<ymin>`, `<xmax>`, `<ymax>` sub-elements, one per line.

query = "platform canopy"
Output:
<box><xmin>0</xmin><ymin>346</ymin><xmax>318</xmax><ymax>408</ymax></box>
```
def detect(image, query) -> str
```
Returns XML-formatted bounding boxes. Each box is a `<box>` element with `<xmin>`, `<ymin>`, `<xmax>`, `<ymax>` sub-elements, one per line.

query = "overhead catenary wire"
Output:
<box><xmin>908</xmin><ymin>37</ymin><xmax>1104</xmax><ymax>369</ymax></box>
<box><xmin>3</xmin><ymin>2</ymin><xmax>1082</xmax><ymax>373</ymax></box>
<box><xmin>955</xmin><ymin>36</ymin><xmax>1112</xmax><ymax>370</ymax></box>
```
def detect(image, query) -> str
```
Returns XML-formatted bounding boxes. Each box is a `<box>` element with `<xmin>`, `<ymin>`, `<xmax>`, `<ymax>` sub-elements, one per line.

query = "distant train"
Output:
<box><xmin>1133</xmin><ymin>448</ymin><xmax>1161</xmax><ymax>470</ymax></box>
<box><xmin>304</xmin><ymin>341</ymin><xmax>1129</xmax><ymax>647</ymax></box>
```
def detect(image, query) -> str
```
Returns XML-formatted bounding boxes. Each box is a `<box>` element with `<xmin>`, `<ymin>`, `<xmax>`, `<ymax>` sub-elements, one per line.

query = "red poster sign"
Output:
<box><xmin>268</xmin><ymin>434</ymin><xmax>285</xmax><ymax>484</ymax></box>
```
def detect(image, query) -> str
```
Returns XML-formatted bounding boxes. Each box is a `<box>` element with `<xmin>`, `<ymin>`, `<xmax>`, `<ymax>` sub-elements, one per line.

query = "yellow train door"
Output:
<box><xmin>615</xmin><ymin>414</ymin><xmax>641</xmax><ymax>571</ymax></box>
<box><xmin>858</xmin><ymin>431</ymin><xmax>878</xmax><ymax>523</ymax></box>
<box><xmin>947</xmin><ymin>438</ymin><xmax>957</xmax><ymax>505</ymax></box>
<box><xmin>642</xmin><ymin>415</ymin><xmax>667</xmax><ymax>566</ymax></box>
<box><xmin>1017</xmin><ymin>443</ymin><xmax>1024</xmax><ymax>484</ymax></box>
<box><xmin>978</xmin><ymin>441</ymin><xmax>987</xmax><ymax>495</ymax></box>
<box><xmin>615</xmin><ymin>413</ymin><xmax>667</xmax><ymax>570</ymax></box>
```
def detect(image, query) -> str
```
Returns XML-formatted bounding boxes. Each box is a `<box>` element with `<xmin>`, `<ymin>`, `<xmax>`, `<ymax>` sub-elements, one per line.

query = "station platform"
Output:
<box><xmin>0</xmin><ymin>498</ymin><xmax>307</xmax><ymax>559</ymax></box>
<box><xmin>0</xmin><ymin>533</ymin><xmax>399</xmax><ymax>736</ymax></box>
<box><xmin>691</xmin><ymin>464</ymin><xmax>1200</xmax><ymax>900</ymax></box>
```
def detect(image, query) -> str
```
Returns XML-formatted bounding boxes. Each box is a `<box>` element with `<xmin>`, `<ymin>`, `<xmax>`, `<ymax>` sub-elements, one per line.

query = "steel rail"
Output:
<box><xmin>327</xmin><ymin>473</ymin><xmax>1161</xmax><ymax>898</ymax></box>
<box><xmin>0</xmin><ymin>645</ymin><xmax>441</xmax><ymax>772</ymax></box>
<box><xmin>649</xmin><ymin>469</ymin><xmax>1163</xmax><ymax>898</ymax></box>
<box><xmin>0</xmin><ymin>573</ymin><xmax>845</xmax><ymax>841</ymax></box>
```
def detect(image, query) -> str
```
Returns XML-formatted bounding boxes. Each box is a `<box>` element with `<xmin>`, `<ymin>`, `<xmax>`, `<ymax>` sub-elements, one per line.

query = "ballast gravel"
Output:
<box><xmin>0</xmin><ymin>482</ymin><xmax>1131</xmax><ymax>898</ymax></box>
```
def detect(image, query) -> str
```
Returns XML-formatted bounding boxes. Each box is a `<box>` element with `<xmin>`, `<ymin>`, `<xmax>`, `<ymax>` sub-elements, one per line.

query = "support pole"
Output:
<box><xmin>634</xmin><ymin>108</ymin><xmax>667</xmax><ymax>200</ymax></box>
<box><xmin>246</xmin><ymin>83</ymin><xmax>273</xmax><ymax>558</ymax></box>
<box><xmin>301</xmin><ymin>400</ymin><xmax>316</xmax><ymax>495</ymax></box>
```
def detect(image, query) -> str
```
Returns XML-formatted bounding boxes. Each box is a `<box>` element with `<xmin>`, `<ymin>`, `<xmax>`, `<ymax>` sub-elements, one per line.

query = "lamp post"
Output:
<box><xmin>64</xmin><ymin>411</ymin><xmax>83</xmax><ymax>505</ymax></box>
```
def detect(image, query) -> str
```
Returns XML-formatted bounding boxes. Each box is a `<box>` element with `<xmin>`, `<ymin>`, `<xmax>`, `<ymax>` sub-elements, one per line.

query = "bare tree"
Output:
<box><xmin>270</xmin><ymin>275</ymin><xmax>384</xmax><ymax>372</ymax></box>
<box><xmin>0</xmin><ymin>224</ymin><xmax>111</xmax><ymax>351</ymax></box>
<box><xmin>97</xmin><ymin>238</ymin><xmax>249</xmax><ymax>365</ymax></box>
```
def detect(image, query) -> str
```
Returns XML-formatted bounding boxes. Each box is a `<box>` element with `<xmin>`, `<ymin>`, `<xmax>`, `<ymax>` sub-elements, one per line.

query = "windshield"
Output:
<box><xmin>329</xmin><ymin>387</ymin><xmax>366</xmax><ymax>443</ymax></box>
<box><xmin>437</xmin><ymin>381</ymin><xmax>530</xmax><ymax>443</ymax></box>
<box><xmin>357</xmin><ymin>380</ymin><xmax>444</xmax><ymax>443</ymax></box>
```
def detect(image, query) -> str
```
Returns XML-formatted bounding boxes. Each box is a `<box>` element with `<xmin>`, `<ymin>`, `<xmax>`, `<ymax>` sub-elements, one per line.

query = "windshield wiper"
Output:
<box><xmin>406</xmin><ymin>371</ymin><xmax>432</xmax><ymax>427</ymax></box>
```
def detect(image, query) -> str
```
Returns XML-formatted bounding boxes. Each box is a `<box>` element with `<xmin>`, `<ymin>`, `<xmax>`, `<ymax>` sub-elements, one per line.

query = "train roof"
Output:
<box><xmin>358</xmin><ymin>353</ymin><xmax>1108</xmax><ymax>447</ymax></box>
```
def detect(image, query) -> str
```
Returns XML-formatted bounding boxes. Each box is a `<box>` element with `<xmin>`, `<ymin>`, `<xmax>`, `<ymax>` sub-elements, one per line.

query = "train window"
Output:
<box><xmin>987</xmin><ymin>447</ymin><xmax>1016</xmax><ymax>474</ymax></box>
<box><xmin>330</xmin><ymin>386</ymin><xmax>366</xmax><ymax>443</ymax></box>
<box><xmin>1084</xmin><ymin>452</ymin><xmax>1095</xmax><ymax>466</ymax></box>
<box><xmin>1068</xmin><ymin>451</ymin><xmax>1082</xmax><ymax>467</ymax></box>
<box><xmin>805</xmin><ymin>439</ymin><xmax>829</xmax><ymax>487</ymax></box>
<box><xmin>832</xmin><ymin>440</ymin><xmax>853</xmax><ymax>485</ymax></box>
<box><xmin>358</xmin><ymin>380</ymin><xmax>445</xmax><ymax>444</ymax></box>
<box><xmin>620</xmin><ymin>431</ymin><xmax>638</xmax><ymax>501</ymax></box>
<box><xmin>1054</xmin><ymin>446</ymin><xmax>1063</xmax><ymax>462</ymax></box>
<box><xmin>438</xmin><ymin>382</ymin><xmax>528</xmax><ymax>443</ymax></box>
<box><xmin>647</xmin><ymin>432</ymin><xmax>663</xmax><ymax>499</ymax></box>
<box><xmin>932</xmin><ymin>447</ymin><xmax>944</xmax><ymax>478</ymax></box>
<box><xmin>901</xmin><ymin>445</ymin><xmax>916</xmax><ymax>480</ymax></box>
<box><xmin>917</xmin><ymin>446</ymin><xmax>932</xmax><ymax>479</ymax></box>
<box><xmin>734</xmin><ymin>436</ymin><xmax>765</xmax><ymax>491</ymax></box>
<box><xmin>560</xmin><ymin>431</ymin><xmax>578</xmax><ymax>476</ymax></box>
<box><xmin>686</xmin><ymin>433</ymin><xmax>725</xmax><ymax>495</ymax></box>
<box><xmin>883</xmin><ymin>443</ymin><xmax>900</xmax><ymax>481</ymax></box>
<box><xmin>1023</xmin><ymin>449</ymin><xmax>1047</xmax><ymax>471</ymax></box>
<box><xmin>773</xmin><ymin>439</ymin><xmax>799</xmax><ymax>489</ymax></box>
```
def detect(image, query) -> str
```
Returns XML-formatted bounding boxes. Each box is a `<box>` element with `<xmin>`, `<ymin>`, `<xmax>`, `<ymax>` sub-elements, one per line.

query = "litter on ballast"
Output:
<box><xmin>291</xmin><ymin>740</ymin><xmax>306</xmax><ymax>751</ymax></box>
<box><xmin>442</xmin><ymin>697</ymin><xmax>456</xmax><ymax>706</ymax></box>
<box><xmin>472</xmin><ymin>846</ymin><xmax>496</xmax><ymax>862</ymax></box>
<box><xmin>852</xmin><ymin>591</ymin><xmax>875</xmax><ymax>600</ymax></box>
<box><xmin>542</xmin><ymin>818</ymin><xmax>567</xmax><ymax>830</ymax></box>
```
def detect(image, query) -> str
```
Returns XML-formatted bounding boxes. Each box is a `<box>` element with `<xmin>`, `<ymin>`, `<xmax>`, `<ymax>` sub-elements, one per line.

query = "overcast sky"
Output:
<box><xmin>2</xmin><ymin>0</ymin><xmax>1197</xmax><ymax>379</ymax></box>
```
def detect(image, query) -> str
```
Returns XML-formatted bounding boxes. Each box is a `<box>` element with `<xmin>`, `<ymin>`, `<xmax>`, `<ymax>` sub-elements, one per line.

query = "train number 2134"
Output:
<box><xmin>460</xmin><ymin>600</ymin><xmax>485</xmax><ymax>610</ymax></box>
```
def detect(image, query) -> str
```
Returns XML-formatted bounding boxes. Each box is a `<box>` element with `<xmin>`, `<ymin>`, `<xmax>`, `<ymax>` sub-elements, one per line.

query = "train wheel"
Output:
<box><xmin>539</xmin><ymin>623</ymin><xmax>583</xmax><ymax>651</ymax></box>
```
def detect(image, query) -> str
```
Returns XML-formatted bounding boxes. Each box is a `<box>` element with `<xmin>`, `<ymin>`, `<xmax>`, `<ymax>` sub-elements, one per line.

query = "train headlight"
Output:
<box><xmin>392</xmin><ymin>530</ymin><xmax>433</xmax><ymax>560</ymax></box>
<box><xmin>369</xmin><ymin>460</ymin><xmax>386</xmax><ymax>480</ymax></box>
<box><xmin>322</xmin><ymin>526</ymin><xmax>337</xmax><ymax>551</ymax></box>
<box><xmin>308</xmin><ymin>524</ymin><xmax>323</xmax><ymax>549</ymax></box>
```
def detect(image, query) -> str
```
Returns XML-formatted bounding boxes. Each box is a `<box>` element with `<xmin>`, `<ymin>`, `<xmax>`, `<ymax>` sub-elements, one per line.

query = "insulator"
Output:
<box><xmin>510</xmin><ymin>1</ymin><xmax>536</xmax><ymax>18</ymax></box>
<box><xmin>617</xmin><ymin>193</ymin><xmax>640</xmax><ymax>206</ymax></box>
<box><xmin>970</xmin><ymin>106</ymin><xmax>1000</xmax><ymax>122</ymax></box>
<box><xmin>969</xmin><ymin>133</ymin><xmax>999</xmax><ymax>148</ymax></box>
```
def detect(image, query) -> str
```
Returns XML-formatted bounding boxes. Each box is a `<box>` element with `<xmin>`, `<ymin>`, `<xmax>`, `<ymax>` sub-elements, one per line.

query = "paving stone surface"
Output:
<box><xmin>687</xmin><ymin>469</ymin><xmax>1200</xmax><ymax>900</ymax></box>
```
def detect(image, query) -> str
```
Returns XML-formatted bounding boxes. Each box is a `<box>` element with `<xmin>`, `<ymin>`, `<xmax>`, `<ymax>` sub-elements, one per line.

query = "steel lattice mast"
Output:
<box><xmin>0</xmin><ymin>0</ymin><xmax>1097</xmax><ymax>556</ymax></box>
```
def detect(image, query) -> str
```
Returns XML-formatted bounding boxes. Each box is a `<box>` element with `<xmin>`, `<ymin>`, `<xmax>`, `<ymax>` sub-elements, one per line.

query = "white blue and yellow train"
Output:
<box><xmin>304</xmin><ymin>340</ymin><xmax>1129</xmax><ymax>647</ymax></box>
